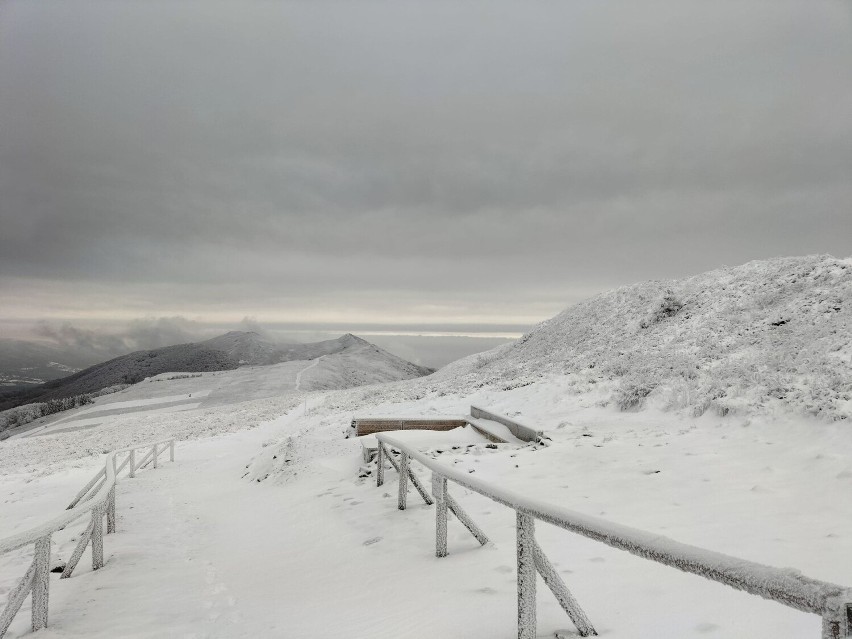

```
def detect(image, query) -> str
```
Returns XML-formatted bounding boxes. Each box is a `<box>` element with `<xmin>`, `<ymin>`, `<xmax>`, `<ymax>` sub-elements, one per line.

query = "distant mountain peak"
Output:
<box><xmin>0</xmin><ymin>329</ymin><xmax>433</xmax><ymax>414</ymax></box>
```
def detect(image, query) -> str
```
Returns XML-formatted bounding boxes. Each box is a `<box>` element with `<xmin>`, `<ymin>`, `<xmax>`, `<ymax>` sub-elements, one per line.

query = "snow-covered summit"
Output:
<box><xmin>200</xmin><ymin>331</ymin><xmax>284</xmax><ymax>366</ymax></box>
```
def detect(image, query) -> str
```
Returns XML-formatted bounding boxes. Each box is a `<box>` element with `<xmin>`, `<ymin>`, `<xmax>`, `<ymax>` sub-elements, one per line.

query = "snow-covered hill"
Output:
<box><xmin>201</xmin><ymin>331</ymin><xmax>434</xmax><ymax>375</ymax></box>
<box><xmin>0</xmin><ymin>332</ymin><xmax>435</xmax><ymax>469</ymax></box>
<box><xmin>477</xmin><ymin>255</ymin><xmax>852</xmax><ymax>420</ymax></box>
<box><xmin>200</xmin><ymin>331</ymin><xmax>286</xmax><ymax>366</ymax></box>
<box><xmin>0</xmin><ymin>333</ymin><xmax>432</xmax><ymax>428</ymax></box>
<box><xmin>342</xmin><ymin>255</ymin><xmax>851</xmax><ymax>422</ymax></box>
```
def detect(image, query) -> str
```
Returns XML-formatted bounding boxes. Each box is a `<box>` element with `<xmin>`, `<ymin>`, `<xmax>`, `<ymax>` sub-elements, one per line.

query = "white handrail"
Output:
<box><xmin>0</xmin><ymin>437</ymin><xmax>176</xmax><ymax>637</ymax></box>
<box><xmin>375</xmin><ymin>432</ymin><xmax>852</xmax><ymax>638</ymax></box>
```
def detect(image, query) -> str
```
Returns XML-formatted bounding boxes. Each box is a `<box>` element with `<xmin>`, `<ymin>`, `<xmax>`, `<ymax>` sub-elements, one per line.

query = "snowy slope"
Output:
<box><xmin>455</xmin><ymin>254</ymin><xmax>852</xmax><ymax>421</ymax></box>
<box><xmin>200</xmin><ymin>331</ymin><xmax>286</xmax><ymax>366</ymax></box>
<box><xmin>0</xmin><ymin>336</ymin><xmax>434</xmax><ymax>472</ymax></box>
<box><xmin>0</xmin><ymin>333</ymin><xmax>432</xmax><ymax>416</ymax></box>
<box><xmin>276</xmin><ymin>334</ymin><xmax>434</xmax><ymax>377</ymax></box>
<box><xmin>201</xmin><ymin>331</ymin><xmax>435</xmax><ymax>375</ymax></box>
<box><xmin>3</xmin><ymin>379</ymin><xmax>852</xmax><ymax>638</ymax></box>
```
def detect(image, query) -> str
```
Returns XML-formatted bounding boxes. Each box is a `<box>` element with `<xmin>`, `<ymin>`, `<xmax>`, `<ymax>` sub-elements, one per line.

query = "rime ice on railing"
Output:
<box><xmin>374</xmin><ymin>431</ymin><xmax>852</xmax><ymax>639</ymax></box>
<box><xmin>0</xmin><ymin>438</ymin><xmax>176</xmax><ymax>638</ymax></box>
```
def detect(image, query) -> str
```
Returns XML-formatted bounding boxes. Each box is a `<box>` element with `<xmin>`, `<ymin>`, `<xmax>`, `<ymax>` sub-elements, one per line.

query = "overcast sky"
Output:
<box><xmin>2</xmin><ymin>0</ymin><xmax>851</xmax><ymax>337</ymax></box>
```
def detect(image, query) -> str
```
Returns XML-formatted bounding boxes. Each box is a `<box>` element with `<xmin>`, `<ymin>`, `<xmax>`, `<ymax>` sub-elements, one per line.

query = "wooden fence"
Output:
<box><xmin>374</xmin><ymin>432</ymin><xmax>852</xmax><ymax>639</ymax></box>
<box><xmin>0</xmin><ymin>438</ymin><xmax>176</xmax><ymax>637</ymax></box>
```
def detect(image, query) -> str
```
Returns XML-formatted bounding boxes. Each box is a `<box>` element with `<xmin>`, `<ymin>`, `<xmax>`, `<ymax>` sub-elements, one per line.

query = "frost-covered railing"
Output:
<box><xmin>0</xmin><ymin>438</ymin><xmax>176</xmax><ymax>638</ymax></box>
<box><xmin>374</xmin><ymin>433</ymin><xmax>852</xmax><ymax>639</ymax></box>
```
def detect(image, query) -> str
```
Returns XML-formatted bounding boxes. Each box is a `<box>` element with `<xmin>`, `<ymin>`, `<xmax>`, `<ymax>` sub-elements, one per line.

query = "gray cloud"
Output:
<box><xmin>32</xmin><ymin>317</ymin><xmax>212</xmax><ymax>358</ymax></box>
<box><xmin>1</xmin><ymin>0</ymin><xmax>850</xmax><ymax>327</ymax></box>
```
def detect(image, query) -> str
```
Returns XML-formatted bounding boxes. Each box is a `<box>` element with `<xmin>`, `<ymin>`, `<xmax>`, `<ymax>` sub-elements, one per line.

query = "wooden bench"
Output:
<box><xmin>353</xmin><ymin>406</ymin><xmax>543</xmax><ymax>462</ymax></box>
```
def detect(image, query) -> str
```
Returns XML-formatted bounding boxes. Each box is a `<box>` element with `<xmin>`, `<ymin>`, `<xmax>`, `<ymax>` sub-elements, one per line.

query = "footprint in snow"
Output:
<box><xmin>695</xmin><ymin>622</ymin><xmax>720</xmax><ymax>632</ymax></box>
<box><xmin>589</xmin><ymin>557</ymin><xmax>605</xmax><ymax>563</ymax></box>
<box><xmin>363</xmin><ymin>536</ymin><xmax>383</xmax><ymax>546</ymax></box>
<box><xmin>475</xmin><ymin>587</ymin><xmax>498</xmax><ymax>595</ymax></box>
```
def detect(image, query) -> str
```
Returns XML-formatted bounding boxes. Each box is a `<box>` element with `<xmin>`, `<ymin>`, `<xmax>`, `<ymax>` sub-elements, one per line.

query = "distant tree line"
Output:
<box><xmin>0</xmin><ymin>393</ymin><xmax>95</xmax><ymax>434</ymax></box>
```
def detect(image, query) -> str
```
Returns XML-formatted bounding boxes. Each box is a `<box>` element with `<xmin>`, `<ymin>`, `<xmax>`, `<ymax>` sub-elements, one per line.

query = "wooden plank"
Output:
<box><xmin>0</xmin><ymin>560</ymin><xmax>35</xmax><ymax>638</ymax></box>
<box><xmin>465</xmin><ymin>416</ymin><xmax>525</xmax><ymax>445</ymax></box>
<box><xmin>354</xmin><ymin>418</ymin><xmax>468</xmax><ymax>437</ymax></box>
<box><xmin>470</xmin><ymin>405</ymin><xmax>541</xmax><ymax>442</ymax></box>
<box><xmin>383</xmin><ymin>445</ymin><xmax>433</xmax><ymax>506</ymax></box>
<box><xmin>66</xmin><ymin>467</ymin><xmax>106</xmax><ymax>510</ymax></box>
<box><xmin>31</xmin><ymin>536</ymin><xmax>50</xmax><ymax>630</ymax></box>
<box><xmin>61</xmin><ymin>521</ymin><xmax>94</xmax><ymax>579</ymax></box>
<box><xmin>532</xmin><ymin>537</ymin><xmax>597</xmax><ymax>636</ymax></box>
<box><xmin>446</xmin><ymin>493</ymin><xmax>488</xmax><ymax>546</ymax></box>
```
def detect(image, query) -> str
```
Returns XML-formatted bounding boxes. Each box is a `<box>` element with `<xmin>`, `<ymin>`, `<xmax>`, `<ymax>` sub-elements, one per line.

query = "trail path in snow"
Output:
<box><xmin>5</xmin><ymin>374</ymin><xmax>851</xmax><ymax>638</ymax></box>
<box><xmin>294</xmin><ymin>356</ymin><xmax>323</xmax><ymax>391</ymax></box>
<box><xmin>4</xmin><ymin>422</ymin><xmax>828</xmax><ymax>638</ymax></box>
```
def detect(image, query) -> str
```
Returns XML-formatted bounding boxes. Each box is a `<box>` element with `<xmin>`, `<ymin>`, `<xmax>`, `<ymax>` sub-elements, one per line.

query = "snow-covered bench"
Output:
<box><xmin>353</xmin><ymin>406</ymin><xmax>542</xmax><ymax>462</ymax></box>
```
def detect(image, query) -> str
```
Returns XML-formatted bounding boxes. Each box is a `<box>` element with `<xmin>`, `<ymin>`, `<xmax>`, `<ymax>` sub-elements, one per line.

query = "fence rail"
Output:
<box><xmin>0</xmin><ymin>438</ymin><xmax>175</xmax><ymax>638</ymax></box>
<box><xmin>375</xmin><ymin>432</ymin><xmax>852</xmax><ymax>639</ymax></box>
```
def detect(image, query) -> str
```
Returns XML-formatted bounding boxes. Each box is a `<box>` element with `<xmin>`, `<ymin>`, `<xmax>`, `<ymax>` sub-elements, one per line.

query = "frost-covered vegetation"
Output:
<box><xmin>463</xmin><ymin>255</ymin><xmax>851</xmax><ymax>419</ymax></box>
<box><xmin>153</xmin><ymin>373</ymin><xmax>203</xmax><ymax>382</ymax></box>
<box><xmin>0</xmin><ymin>393</ymin><xmax>95</xmax><ymax>434</ymax></box>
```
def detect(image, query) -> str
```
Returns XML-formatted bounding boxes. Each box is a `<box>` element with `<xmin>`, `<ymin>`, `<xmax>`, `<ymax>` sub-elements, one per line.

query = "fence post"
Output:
<box><xmin>823</xmin><ymin>605</ymin><xmax>852</xmax><ymax>639</ymax></box>
<box><xmin>106</xmin><ymin>486</ymin><xmax>116</xmax><ymax>534</ymax></box>
<box><xmin>433</xmin><ymin>474</ymin><xmax>448</xmax><ymax>557</ymax></box>
<box><xmin>532</xmin><ymin>538</ymin><xmax>596</xmax><ymax>636</ymax></box>
<box><xmin>376</xmin><ymin>443</ymin><xmax>385</xmax><ymax>487</ymax></box>
<box><xmin>445</xmin><ymin>493</ymin><xmax>489</xmax><ymax>546</ymax></box>
<box><xmin>91</xmin><ymin>506</ymin><xmax>104</xmax><ymax>570</ymax></box>
<box><xmin>517</xmin><ymin>511</ymin><xmax>536</xmax><ymax>639</ymax></box>
<box><xmin>153</xmin><ymin>443</ymin><xmax>158</xmax><ymax>469</ymax></box>
<box><xmin>31</xmin><ymin>535</ymin><xmax>50</xmax><ymax>631</ymax></box>
<box><xmin>129</xmin><ymin>449</ymin><xmax>136</xmax><ymax>478</ymax></box>
<box><xmin>170</xmin><ymin>440</ymin><xmax>175</xmax><ymax>462</ymax></box>
<box><xmin>398</xmin><ymin>453</ymin><xmax>409</xmax><ymax>510</ymax></box>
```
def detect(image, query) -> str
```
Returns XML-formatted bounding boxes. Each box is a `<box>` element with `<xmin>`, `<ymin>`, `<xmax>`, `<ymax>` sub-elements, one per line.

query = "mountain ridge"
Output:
<box><xmin>0</xmin><ymin>332</ymin><xmax>432</xmax><ymax>412</ymax></box>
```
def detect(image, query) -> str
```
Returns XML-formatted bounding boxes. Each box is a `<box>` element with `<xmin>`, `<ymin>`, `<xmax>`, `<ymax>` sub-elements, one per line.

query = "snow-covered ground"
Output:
<box><xmin>2</xmin><ymin>372</ymin><xmax>851</xmax><ymax>638</ymax></box>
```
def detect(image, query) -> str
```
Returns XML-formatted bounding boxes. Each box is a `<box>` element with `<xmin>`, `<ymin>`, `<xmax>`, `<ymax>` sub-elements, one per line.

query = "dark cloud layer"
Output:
<box><xmin>1</xmin><ymin>0</ymin><xmax>851</xmax><ymax>327</ymax></box>
<box><xmin>32</xmin><ymin>317</ymin><xmax>212</xmax><ymax>358</ymax></box>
